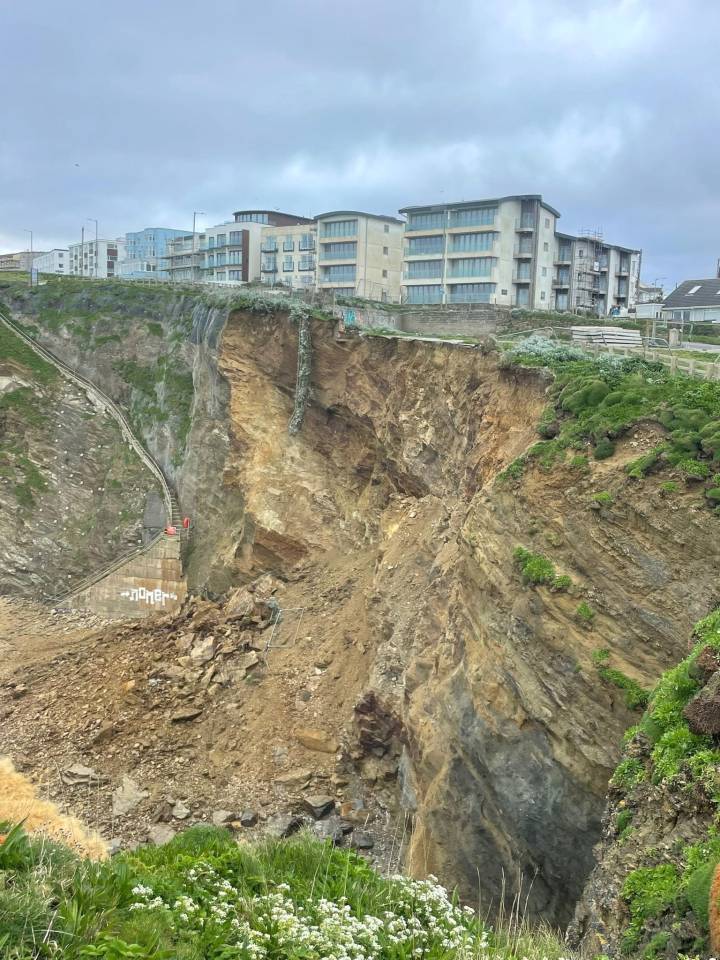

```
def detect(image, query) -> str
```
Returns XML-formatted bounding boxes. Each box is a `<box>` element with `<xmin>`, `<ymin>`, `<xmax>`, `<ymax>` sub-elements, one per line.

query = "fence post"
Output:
<box><xmin>670</xmin><ymin>356</ymin><xmax>678</xmax><ymax>374</ymax></box>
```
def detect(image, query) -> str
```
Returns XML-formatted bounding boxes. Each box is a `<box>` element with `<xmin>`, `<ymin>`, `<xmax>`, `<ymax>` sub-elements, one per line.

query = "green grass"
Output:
<box><xmin>503</xmin><ymin>338</ymin><xmax>720</xmax><ymax>502</ymax></box>
<box><xmin>0</xmin><ymin>827</ymin><xmax>576</xmax><ymax>960</ymax></box>
<box><xmin>0</xmin><ymin>324</ymin><xmax>58</xmax><ymax>383</ymax></box>
<box><xmin>592</xmin><ymin>649</ymin><xmax>650</xmax><ymax>710</ymax></box>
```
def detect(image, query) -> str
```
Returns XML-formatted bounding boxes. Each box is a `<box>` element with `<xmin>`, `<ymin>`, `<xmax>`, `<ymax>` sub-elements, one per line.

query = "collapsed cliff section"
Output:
<box><xmin>196</xmin><ymin>313</ymin><xmax>720</xmax><ymax>925</ymax></box>
<box><xmin>571</xmin><ymin>609</ymin><xmax>720</xmax><ymax>959</ymax></box>
<box><xmin>0</xmin><ymin>321</ymin><xmax>158</xmax><ymax>598</ymax></box>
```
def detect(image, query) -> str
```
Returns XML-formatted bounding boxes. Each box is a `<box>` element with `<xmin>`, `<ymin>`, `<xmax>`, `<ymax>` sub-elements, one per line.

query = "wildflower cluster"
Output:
<box><xmin>129</xmin><ymin>864</ymin><xmax>485</xmax><ymax>959</ymax></box>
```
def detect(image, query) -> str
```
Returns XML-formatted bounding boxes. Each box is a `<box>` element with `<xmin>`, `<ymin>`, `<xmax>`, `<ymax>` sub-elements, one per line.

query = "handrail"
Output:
<box><xmin>0</xmin><ymin>309</ymin><xmax>182</xmax><ymax>605</ymax></box>
<box><xmin>0</xmin><ymin>310</ymin><xmax>174</xmax><ymax>520</ymax></box>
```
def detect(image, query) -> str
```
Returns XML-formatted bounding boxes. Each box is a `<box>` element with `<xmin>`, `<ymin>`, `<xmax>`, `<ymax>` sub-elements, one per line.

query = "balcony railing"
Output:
<box><xmin>405</xmin><ymin>244</ymin><xmax>445</xmax><ymax>257</ymax></box>
<box><xmin>405</xmin><ymin>221</ymin><xmax>445</xmax><ymax>233</ymax></box>
<box><xmin>403</xmin><ymin>271</ymin><xmax>443</xmax><ymax>281</ymax></box>
<box><xmin>513</xmin><ymin>272</ymin><xmax>532</xmax><ymax>283</ymax></box>
<box><xmin>555</xmin><ymin>252</ymin><xmax>572</xmax><ymax>264</ymax></box>
<box><xmin>299</xmin><ymin>241</ymin><xmax>315</xmax><ymax>252</ymax></box>
<box><xmin>515</xmin><ymin>218</ymin><xmax>535</xmax><ymax>231</ymax></box>
<box><xmin>513</xmin><ymin>245</ymin><xmax>534</xmax><ymax>258</ymax></box>
<box><xmin>261</xmin><ymin>243</ymin><xmax>278</xmax><ymax>253</ymax></box>
<box><xmin>552</xmin><ymin>276</ymin><xmax>571</xmax><ymax>287</ymax></box>
<box><xmin>447</xmin><ymin>291</ymin><xmax>492</xmax><ymax>303</ymax></box>
<box><xmin>319</xmin><ymin>252</ymin><xmax>356</xmax><ymax>261</ymax></box>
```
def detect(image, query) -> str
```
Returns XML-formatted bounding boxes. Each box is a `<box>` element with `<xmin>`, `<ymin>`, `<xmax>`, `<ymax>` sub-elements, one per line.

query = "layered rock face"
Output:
<box><xmin>202</xmin><ymin>312</ymin><xmax>720</xmax><ymax>925</ymax></box>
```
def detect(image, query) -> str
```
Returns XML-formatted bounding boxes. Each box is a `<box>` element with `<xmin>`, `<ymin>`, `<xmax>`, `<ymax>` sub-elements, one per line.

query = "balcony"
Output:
<box><xmin>298</xmin><ymin>259</ymin><xmax>316</xmax><ymax>272</ymax></box>
<box><xmin>513</xmin><ymin>271</ymin><xmax>532</xmax><ymax>283</ymax></box>
<box><xmin>555</xmin><ymin>252</ymin><xmax>572</xmax><ymax>264</ymax></box>
<box><xmin>282</xmin><ymin>241</ymin><xmax>295</xmax><ymax>252</ymax></box>
<box><xmin>261</xmin><ymin>259</ymin><xmax>278</xmax><ymax>273</ymax></box>
<box><xmin>403</xmin><ymin>271</ymin><xmax>443</xmax><ymax>282</ymax></box>
<box><xmin>299</xmin><ymin>241</ymin><xmax>315</xmax><ymax>252</ymax></box>
<box><xmin>261</xmin><ymin>242</ymin><xmax>278</xmax><ymax>253</ymax></box>
<box><xmin>319</xmin><ymin>252</ymin><xmax>357</xmax><ymax>262</ymax></box>
<box><xmin>513</xmin><ymin>245</ymin><xmax>534</xmax><ymax>258</ymax></box>
<box><xmin>404</xmin><ymin>222</ymin><xmax>445</xmax><ymax>234</ymax></box>
<box><xmin>405</xmin><ymin>245</ymin><xmax>445</xmax><ymax>258</ymax></box>
<box><xmin>515</xmin><ymin>217</ymin><xmax>536</xmax><ymax>232</ymax></box>
<box><xmin>552</xmin><ymin>276</ymin><xmax>571</xmax><ymax>288</ymax></box>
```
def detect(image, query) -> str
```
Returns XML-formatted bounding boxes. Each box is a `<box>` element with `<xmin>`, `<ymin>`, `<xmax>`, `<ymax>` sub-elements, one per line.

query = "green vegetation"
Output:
<box><xmin>621</xmin><ymin>864</ymin><xmax>679</xmax><ymax>954</ymax></box>
<box><xmin>0</xmin><ymin>323</ymin><xmax>58</xmax><ymax>383</ymax></box>
<box><xmin>512</xmin><ymin>546</ymin><xmax>573</xmax><ymax>590</ymax></box>
<box><xmin>576</xmin><ymin>601</ymin><xmax>595</xmax><ymax>624</ymax></box>
<box><xmin>591</xmin><ymin>490</ymin><xmax>614</xmax><ymax>505</ymax></box>
<box><xmin>592</xmin><ymin>649</ymin><xmax>650</xmax><ymax>710</ymax></box>
<box><xmin>0</xmin><ymin>826</ymin><xmax>576</xmax><ymax>960</ymax></box>
<box><xmin>502</xmin><ymin>337</ymin><xmax>720</xmax><ymax>505</ymax></box>
<box><xmin>611</xmin><ymin>757</ymin><xmax>646</xmax><ymax>791</ymax></box>
<box><xmin>660</xmin><ymin>480</ymin><xmax>679</xmax><ymax>494</ymax></box>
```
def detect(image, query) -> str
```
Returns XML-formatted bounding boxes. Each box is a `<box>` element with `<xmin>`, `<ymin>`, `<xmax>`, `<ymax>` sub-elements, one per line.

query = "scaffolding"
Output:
<box><xmin>575</xmin><ymin>229</ymin><xmax>608</xmax><ymax>315</ymax></box>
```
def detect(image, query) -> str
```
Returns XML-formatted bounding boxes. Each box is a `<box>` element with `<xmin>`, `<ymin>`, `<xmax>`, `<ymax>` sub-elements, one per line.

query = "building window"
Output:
<box><xmin>540</xmin><ymin>291</ymin><xmax>546</xmax><ymax>300</ymax></box>
<box><xmin>384</xmin><ymin>224</ymin><xmax>390</xmax><ymax>233</ymax></box>
<box><xmin>229</xmin><ymin>231</ymin><xmax>242</xmax><ymax>244</ymax></box>
<box><xmin>545</xmin><ymin>217</ymin><xmax>550</xmax><ymax>228</ymax></box>
<box><xmin>406</xmin><ymin>236</ymin><xmax>444</xmax><ymax>256</ymax></box>
<box><xmin>450</xmin><ymin>232</ymin><xmax>497</xmax><ymax>253</ymax></box>
<box><xmin>298</xmin><ymin>256</ymin><xmax>315</xmax><ymax>271</ymax></box>
<box><xmin>407</xmin><ymin>212</ymin><xmax>445</xmax><ymax>231</ymax></box>
<box><xmin>449</xmin><ymin>207</ymin><xmax>497</xmax><ymax>227</ymax></box>
<box><xmin>216</xmin><ymin>234</ymin><xmax>227</xmax><ymax>247</ymax></box>
<box><xmin>447</xmin><ymin>283</ymin><xmax>495</xmax><ymax>303</ymax></box>
<box><xmin>320</xmin><ymin>219</ymin><xmax>358</xmax><ymax>238</ymax></box>
<box><xmin>283</xmin><ymin>256</ymin><xmax>294</xmax><ymax>272</ymax></box>
<box><xmin>322</xmin><ymin>264</ymin><xmax>356</xmax><ymax>281</ymax></box>
<box><xmin>235</xmin><ymin>213</ymin><xmax>269</xmax><ymax>223</ymax></box>
<box><xmin>229</xmin><ymin>270</ymin><xmax>242</xmax><ymax>280</ymax></box>
<box><xmin>382</xmin><ymin>269</ymin><xmax>388</xmax><ymax>278</ymax></box>
<box><xmin>208</xmin><ymin>237</ymin><xmax>215</xmax><ymax>248</ymax></box>
<box><xmin>283</xmin><ymin>237</ymin><xmax>295</xmax><ymax>251</ymax></box>
<box><xmin>228</xmin><ymin>250</ymin><xmax>242</xmax><ymax>264</ymax></box>
<box><xmin>383</xmin><ymin>246</ymin><xmax>389</xmax><ymax>255</ymax></box>
<box><xmin>404</xmin><ymin>260</ymin><xmax>443</xmax><ymax>280</ymax></box>
<box><xmin>299</xmin><ymin>234</ymin><xmax>314</xmax><ymax>251</ymax></box>
<box><xmin>320</xmin><ymin>241</ymin><xmax>356</xmax><ymax>260</ymax></box>
<box><xmin>542</xmin><ymin>267</ymin><xmax>547</xmax><ymax>276</ymax></box>
<box><xmin>405</xmin><ymin>284</ymin><xmax>443</xmax><ymax>304</ymax></box>
<box><xmin>543</xmin><ymin>242</ymin><xmax>549</xmax><ymax>251</ymax></box>
<box><xmin>447</xmin><ymin>257</ymin><xmax>497</xmax><ymax>278</ymax></box>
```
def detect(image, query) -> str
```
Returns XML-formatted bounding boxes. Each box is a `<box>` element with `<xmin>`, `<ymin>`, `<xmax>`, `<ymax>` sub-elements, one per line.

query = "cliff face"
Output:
<box><xmin>200</xmin><ymin>312</ymin><xmax>720</xmax><ymax>925</ymax></box>
<box><xmin>5</xmin><ymin>284</ymin><xmax>720</xmax><ymax>929</ymax></box>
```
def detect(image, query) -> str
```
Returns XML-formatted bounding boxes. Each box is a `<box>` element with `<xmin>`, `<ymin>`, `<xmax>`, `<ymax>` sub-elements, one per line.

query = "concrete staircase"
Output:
<box><xmin>0</xmin><ymin>309</ymin><xmax>187</xmax><ymax>617</ymax></box>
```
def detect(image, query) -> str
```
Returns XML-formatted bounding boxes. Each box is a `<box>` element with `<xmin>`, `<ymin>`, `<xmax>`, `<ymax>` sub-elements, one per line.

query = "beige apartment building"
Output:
<box><xmin>399</xmin><ymin>195</ymin><xmax>641</xmax><ymax>315</ymax></box>
<box><xmin>315</xmin><ymin>211</ymin><xmax>404</xmax><ymax>302</ymax></box>
<box><xmin>260</xmin><ymin>221</ymin><xmax>317</xmax><ymax>291</ymax></box>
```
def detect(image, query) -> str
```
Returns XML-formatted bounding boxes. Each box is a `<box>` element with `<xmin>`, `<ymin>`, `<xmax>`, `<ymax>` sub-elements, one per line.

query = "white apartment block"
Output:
<box><xmin>33</xmin><ymin>248</ymin><xmax>68</xmax><ymax>275</ymax></box>
<box><xmin>165</xmin><ymin>233</ymin><xmax>205</xmax><ymax>282</ymax></box>
<box><xmin>68</xmin><ymin>238</ymin><xmax>125</xmax><ymax>279</ymax></box>
<box><xmin>315</xmin><ymin>211</ymin><xmax>404</xmax><ymax>302</ymax></box>
<box><xmin>260</xmin><ymin>223</ymin><xmax>317</xmax><ymax>291</ymax></box>
<box><xmin>399</xmin><ymin>195</ymin><xmax>641</xmax><ymax>315</ymax></box>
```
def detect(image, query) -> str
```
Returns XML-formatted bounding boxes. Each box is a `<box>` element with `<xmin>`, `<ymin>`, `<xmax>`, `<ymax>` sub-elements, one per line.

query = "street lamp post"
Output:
<box><xmin>192</xmin><ymin>212</ymin><xmax>204</xmax><ymax>282</ymax></box>
<box><xmin>88</xmin><ymin>219</ymin><xmax>99</xmax><ymax>278</ymax></box>
<box><xmin>24</xmin><ymin>229</ymin><xmax>33</xmax><ymax>285</ymax></box>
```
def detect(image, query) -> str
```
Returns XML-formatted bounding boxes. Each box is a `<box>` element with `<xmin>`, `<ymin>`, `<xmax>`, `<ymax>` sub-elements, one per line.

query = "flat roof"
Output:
<box><xmin>233</xmin><ymin>209</ymin><xmax>314</xmax><ymax>223</ymax></box>
<box><xmin>314</xmin><ymin>210</ymin><xmax>405</xmax><ymax>224</ymax></box>
<box><xmin>399</xmin><ymin>195</ymin><xmax>562</xmax><ymax>219</ymax></box>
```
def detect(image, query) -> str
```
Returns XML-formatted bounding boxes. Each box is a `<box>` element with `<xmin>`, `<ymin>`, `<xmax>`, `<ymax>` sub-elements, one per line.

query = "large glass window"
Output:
<box><xmin>447</xmin><ymin>257</ymin><xmax>496</xmax><ymax>278</ymax></box>
<box><xmin>322</xmin><ymin>264</ymin><xmax>356</xmax><ymax>281</ymax></box>
<box><xmin>299</xmin><ymin>234</ymin><xmax>314</xmax><ymax>250</ymax></box>
<box><xmin>235</xmin><ymin>213</ymin><xmax>269</xmax><ymax>223</ymax></box>
<box><xmin>449</xmin><ymin>207</ymin><xmax>496</xmax><ymax>227</ymax></box>
<box><xmin>516</xmin><ymin>263</ymin><xmax>532</xmax><ymax>280</ymax></box>
<box><xmin>447</xmin><ymin>283</ymin><xmax>495</xmax><ymax>303</ymax></box>
<box><xmin>404</xmin><ymin>260</ymin><xmax>443</xmax><ymax>279</ymax></box>
<box><xmin>215</xmin><ymin>234</ymin><xmax>227</xmax><ymax>247</ymax></box>
<box><xmin>228</xmin><ymin>270</ymin><xmax>242</xmax><ymax>280</ymax></box>
<box><xmin>228</xmin><ymin>250</ymin><xmax>242</xmax><ymax>265</ymax></box>
<box><xmin>216</xmin><ymin>253</ymin><xmax>227</xmax><ymax>266</ymax></box>
<box><xmin>406</xmin><ymin>236</ymin><xmax>444</xmax><ymax>255</ymax></box>
<box><xmin>407</xmin><ymin>212</ymin><xmax>445</xmax><ymax>231</ymax></box>
<box><xmin>229</xmin><ymin>231</ymin><xmax>242</xmax><ymax>244</ymax></box>
<box><xmin>283</xmin><ymin>237</ymin><xmax>295</xmax><ymax>251</ymax></box>
<box><xmin>320</xmin><ymin>241</ymin><xmax>357</xmax><ymax>260</ymax></box>
<box><xmin>321</xmin><ymin>219</ymin><xmax>358</xmax><ymax>237</ymax></box>
<box><xmin>283</xmin><ymin>256</ymin><xmax>294</xmax><ymax>272</ymax></box>
<box><xmin>298</xmin><ymin>255</ymin><xmax>315</xmax><ymax>271</ymax></box>
<box><xmin>405</xmin><ymin>284</ymin><xmax>443</xmax><ymax>303</ymax></box>
<box><xmin>449</xmin><ymin>232</ymin><xmax>496</xmax><ymax>252</ymax></box>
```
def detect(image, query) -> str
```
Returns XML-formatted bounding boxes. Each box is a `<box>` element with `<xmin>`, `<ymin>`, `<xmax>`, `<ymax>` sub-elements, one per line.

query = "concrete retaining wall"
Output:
<box><xmin>60</xmin><ymin>536</ymin><xmax>187</xmax><ymax>619</ymax></box>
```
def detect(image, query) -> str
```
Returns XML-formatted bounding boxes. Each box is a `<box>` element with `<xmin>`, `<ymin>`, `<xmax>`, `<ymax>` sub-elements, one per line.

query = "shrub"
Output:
<box><xmin>621</xmin><ymin>864</ymin><xmax>679</xmax><ymax>954</ymax></box>
<box><xmin>611</xmin><ymin>757</ymin><xmax>646</xmax><ymax>791</ymax></box>
<box><xmin>677</xmin><ymin>458</ymin><xmax>711</xmax><ymax>481</ymax></box>
<box><xmin>576</xmin><ymin>601</ymin><xmax>595</xmax><ymax>623</ymax></box>
<box><xmin>513</xmin><ymin>546</ymin><xmax>555</xmax><ymax>584</ymax></box>
<box><xmin>593</xmin><ymin>649</ymin><xmax>650</xmax><ymax>710</ymax></box>
<box><xmin>594</xmin><ymin>437</ymin><xmax>616</xmax><ymax>460</ymax></box>
<box><xmin>661</xmin><ymin>480</ymin><xmax>679</xmax><ymax>494</ymax></box>
<box><xmin>627</xmin><ymin>446</ymin><xmax>666</xmax><ymax>479</ymax></box>
<box><xmin>591</xmin><ymin>491</ymin><xmax>614</xmax><ymax>505</ymax></box>
<box><xmin>705</xmin><ymin>487</ymin><xmax>720</xmax><ymax>502</ymax></box>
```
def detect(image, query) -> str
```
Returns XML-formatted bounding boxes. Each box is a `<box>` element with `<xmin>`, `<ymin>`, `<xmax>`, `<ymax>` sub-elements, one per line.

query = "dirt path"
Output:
<box><xmin>0</xmin><ymin>597</ymin><xmax>108</xmax><ymax>680</ymax></box>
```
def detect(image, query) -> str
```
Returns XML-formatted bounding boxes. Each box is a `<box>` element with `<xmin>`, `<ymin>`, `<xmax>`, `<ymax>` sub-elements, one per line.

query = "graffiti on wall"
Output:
<box><xmin>119</xmin><ymin>586</ymin><xmax>178</xmax><ymax>606</ymax></box>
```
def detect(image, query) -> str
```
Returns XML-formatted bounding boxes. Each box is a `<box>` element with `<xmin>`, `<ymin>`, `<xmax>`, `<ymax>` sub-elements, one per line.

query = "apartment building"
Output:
<box><xmin>399</xmin><ymin>195</ymin><xmax>641</xmax><ymax>315</ymax></box>
<box><xmin>165</xmin><ymin>234</ymin><xmax>205</xmax><ymax>282</ymax></box>
<box><xmin>400</xmin><ymin>196</ymin><xmax>558</xmax><ymax>307</ymax></box>
<box><xmin>315</xmin><ymin>211</ymin><xmax>404</xmax><ymax>302</ymax></box>
<box><xmin>259</xmin><ymin>222</ymin><xmax>317</xmax><ymax>291</ymax></box>
<box><xmin>68</xmin><ymin>238</ymin><xmax>125</xmax><ymax>278</ymax></box>
<box><xmin>118</xmin><ymin>227</ymin><xmax>188</xmax><ymax>279</ymax></box>
<box><xmin>552</xmin><ymin>231</ymin><xmax>641</xmax><ymax>315</ymax></box>
<box><xmin>33</xmin><ymin>249</ymin><xmax>68</xmax><ymax>275</ymax></box>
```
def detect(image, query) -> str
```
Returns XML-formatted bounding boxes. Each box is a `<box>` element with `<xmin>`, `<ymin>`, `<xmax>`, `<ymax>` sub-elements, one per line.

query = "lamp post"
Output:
<box><xmin>88</xmin><ymin>218</ymin><xmax>99</xmax><ymax>277</ymax></box>
<box><xmin>24</xmin><ymin>229</ymin><xmax>33</xmax><ymax>285</ymax></box>
<box><xmin>192</xmin><ymin>212</ymin><xmax>204</xmax><ymax>282</ymax></box>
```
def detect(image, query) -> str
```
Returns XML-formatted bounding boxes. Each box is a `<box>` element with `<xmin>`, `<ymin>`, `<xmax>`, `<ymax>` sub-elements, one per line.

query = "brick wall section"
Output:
<box><xmin>59</xmin><ymin>536</ymin><xmax>187</xmax><ymax>619</ymax></box>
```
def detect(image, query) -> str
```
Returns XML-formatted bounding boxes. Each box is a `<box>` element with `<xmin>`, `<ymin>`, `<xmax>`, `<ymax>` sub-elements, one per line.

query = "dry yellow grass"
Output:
<box><xmin>0</xmin><ymin>756</ymin><xmax>107</xmax><ymax>859</ymax></box>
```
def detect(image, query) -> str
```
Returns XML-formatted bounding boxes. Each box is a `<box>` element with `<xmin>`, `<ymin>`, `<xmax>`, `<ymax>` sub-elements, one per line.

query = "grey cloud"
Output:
<box><xmin>1</xmin><ymin>0</ymin><xmax>719</xmax><ymax>287</ymax></box>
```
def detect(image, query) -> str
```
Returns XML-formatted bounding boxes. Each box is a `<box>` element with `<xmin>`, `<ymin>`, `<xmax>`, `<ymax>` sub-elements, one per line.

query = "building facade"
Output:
<box><xmin>118</xmin><ymin>227</ymin><xmax>188</xmax><ymax>279</ymax></box>
<box><xmin>662</xmin><ymin>279</ymin><xmax>720</xmax><ymax>324</ymax></box>
<box><xmin>552</xmin><ymin>231</ymin><xmax>641</xmax><ymax>315</ymax></box>
<box><xmin>315</xmin><ymin>211</ymin><xmax>404</xmax><ymax>301</ymax></box>
<box><xmin>0</xmin><ymin>250</ymin><xmax>46</xmax><ymax>272</ymax></box>
<box><xmin>165</xmin><ymin>234</ymin><xmax>205</xmax><ymax>282</ymax></box>
<box><xmin>33</xmin><ymin>249</ymin><xmax>69</xmax><ymax>275</ymax></box>
<box><xmin>399</xmin><ymin>195</ymin><xmax>641</xmax><ymax>315</ymax></box>
<box><xmin>259</xmin><ymin>222</ymin><xmax>317</xmax><ymax>291</ymax></box>
<box><xmin>68</xmin><ymin>238</ymin><xmax>125</xmax><ymax>279</ymax></box>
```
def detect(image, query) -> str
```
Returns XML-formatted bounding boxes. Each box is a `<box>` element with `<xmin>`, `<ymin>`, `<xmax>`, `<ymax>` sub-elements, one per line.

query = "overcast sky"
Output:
<box><xmin>1</xmin><ymin>0</ymin><xmax>718</xmax><ymax>289</ymax></box>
